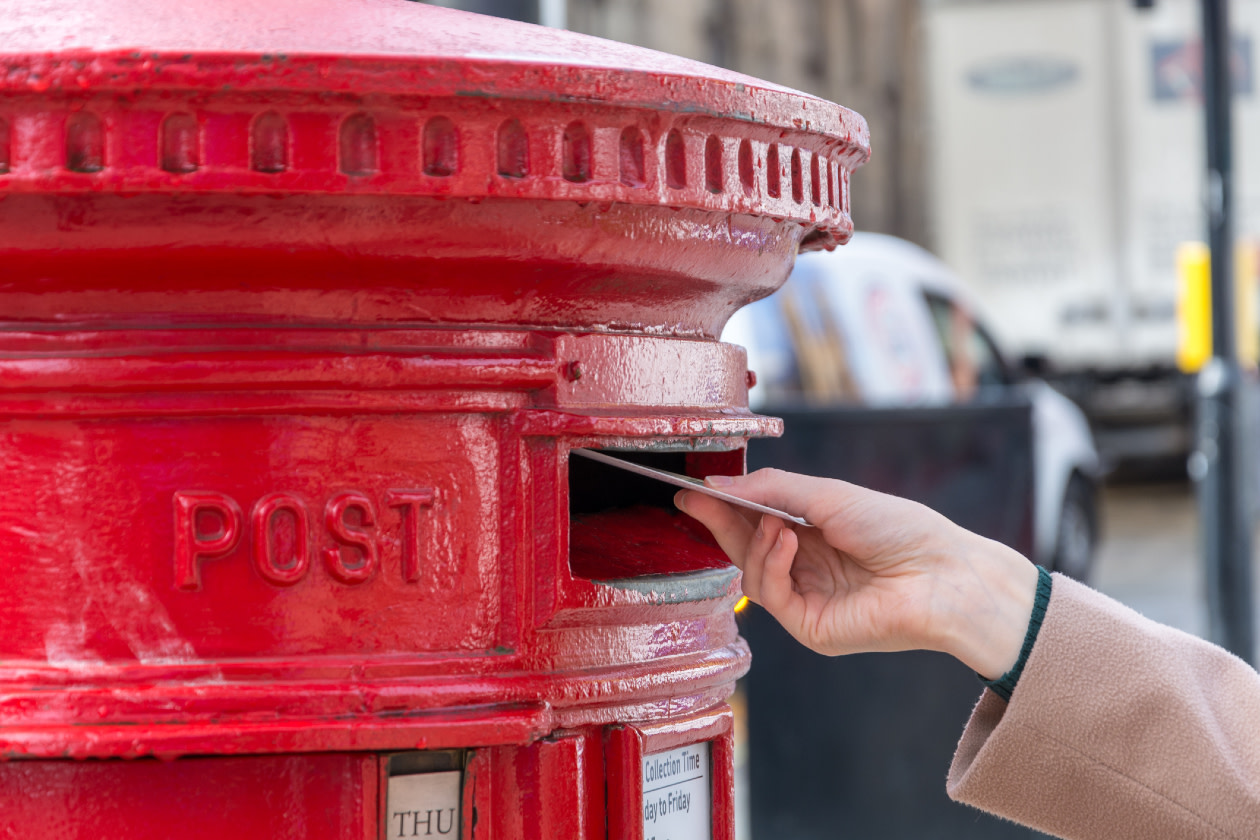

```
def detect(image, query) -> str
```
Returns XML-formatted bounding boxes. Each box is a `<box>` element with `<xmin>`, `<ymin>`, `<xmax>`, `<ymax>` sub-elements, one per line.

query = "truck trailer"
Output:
<box><xmin>924</xmin><ymin>0</ymin><xmax>1260</xmax><ymax>464</ymax></box>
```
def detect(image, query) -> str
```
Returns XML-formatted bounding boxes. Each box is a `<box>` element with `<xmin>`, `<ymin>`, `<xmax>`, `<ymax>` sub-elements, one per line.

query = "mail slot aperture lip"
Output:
<box><xmin>567</xmin><ymin>447</ymin><xmax>739</xmax><ymax>583</ymax></box>
<box><xmin>597</xmin><ymin>567</ymin><xmax>741</xmax><ymax>604</ymax></box>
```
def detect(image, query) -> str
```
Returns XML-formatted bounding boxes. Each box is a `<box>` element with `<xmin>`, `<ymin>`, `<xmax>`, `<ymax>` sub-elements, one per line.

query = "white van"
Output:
<box><xmin>725</xmin><ymin>233</ymin><xmax>1103</xmax><ymax>580</ymax></box>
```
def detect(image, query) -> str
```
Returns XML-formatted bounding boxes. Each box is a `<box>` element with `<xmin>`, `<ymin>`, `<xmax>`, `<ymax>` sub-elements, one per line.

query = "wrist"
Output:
<box><xmin>929</xmin><ymin>533</ymin><xmax>1039</xmax><ymax>680</ymax></box>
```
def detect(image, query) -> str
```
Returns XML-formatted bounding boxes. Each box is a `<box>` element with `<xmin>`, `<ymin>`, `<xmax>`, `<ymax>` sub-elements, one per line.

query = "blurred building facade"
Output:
<box><xmin>423</xmin><ymin>0</ymin><xmax>929</xmax><ymax>247</ymax></box>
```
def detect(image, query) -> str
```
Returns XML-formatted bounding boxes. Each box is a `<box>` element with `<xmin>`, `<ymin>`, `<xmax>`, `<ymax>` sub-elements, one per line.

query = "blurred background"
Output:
<box><xmin>423</xmin><ymin>1</ymin><xmax>1260</xmax><ymax>836</ymax></box>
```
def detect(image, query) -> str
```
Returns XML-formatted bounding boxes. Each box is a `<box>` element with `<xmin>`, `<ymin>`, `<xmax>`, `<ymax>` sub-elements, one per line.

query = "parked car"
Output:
<box><xmin>724</xmin><ymin>233</ymin><xmax>1102</xmax><ymax>580</ymax></box>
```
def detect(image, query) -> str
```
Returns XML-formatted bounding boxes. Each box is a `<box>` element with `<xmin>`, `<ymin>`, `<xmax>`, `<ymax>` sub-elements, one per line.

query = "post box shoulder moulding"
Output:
<box><xmin>0</xmin><ymin>2</ymin><xmax>868</xmax><ymax>838</ymax></box>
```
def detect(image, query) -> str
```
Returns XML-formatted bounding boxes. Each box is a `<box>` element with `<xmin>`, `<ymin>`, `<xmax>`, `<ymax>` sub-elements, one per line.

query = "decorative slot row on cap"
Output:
<box><xmin>810</xmin><ymin>153</ymin><xmax>822</xmax><ymax>206</ymax></box>
<box><xmin>737</xmin><ymin>139</ymin><xmax>754</xmax><ymax>195</ymax></box>
<box><xmin>8</xmin><ymin>103</ymin><xmax>849</xmax><ymax>228</ymax></box>
<box><xmin>619</xmin><ymin>126</ymin><xmax>646</xmax><ymax>188</ymax></box>
<box><xmin>339</xmin><ymin>113</ymin><xmax>379</xmax><ymax>177</ymax></box>
<box><xmin>665</xmin><ymin>129</ymin><xmax>686</xmax><ymax>190</ymax></box>
<box><xmin>497</xmin><ymin>118</ymin><xmax>529</xmax><ymax>178</ymax></box>
<box><xmin>766</xmin><ymin>143</ymin><xmax>780</xmax><ymax>199</ymax></box>
<box><xmin>65</xmin><ymin>112</ymin><xmax>104</xmax><ymax>173</ymax></box>
<box><xmin>562</xmin><ymin>121</ymin><xmax>591</xmax><ymax>183</ymax></box>
<box><xmin>161</xmin><ymin>113</ymin><xmax>200</xmax><ymax>174</ymax></box>
<box><xmin>790</xmin><ymin>148</ymin><xmax>803</xmax><ymax>204</ymax></box>
<box><xmin>252</xmin><ymin>112</ymin><xmax>288</xmax><ymax>173</ymax></box>
<box><xmin>704</xmin><ymin>135</ymin><xmax>723</xmax><ymax>194</ymax></box>
<box><xmin>423</xmin><ymin>116</ymin><xmax>459</xmax><ymax>177</ymax></box>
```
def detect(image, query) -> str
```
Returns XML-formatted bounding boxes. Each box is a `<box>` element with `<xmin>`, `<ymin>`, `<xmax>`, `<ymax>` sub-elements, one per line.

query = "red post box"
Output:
<box><xmin>0</xmin><ymin>1</ymin><xmax>868</xmax><ymax>837</ymax></box>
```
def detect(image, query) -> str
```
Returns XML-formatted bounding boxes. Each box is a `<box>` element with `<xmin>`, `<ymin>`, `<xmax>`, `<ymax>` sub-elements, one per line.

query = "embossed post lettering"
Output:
<box><xmin>324</xmin><ymin>491</ymin><xmax>379</xmax><ymax>584</ymax></box>
<box><xmin>251</xmin><ymin>492</ymin><xmax>311</xmax><ymax>586</ymax></box>
<box><xmin>173</xmin><ymin>491</ymin><xmax>244</xmax><ymax>591</ymax></box>
<box><xmin>386</xmin><ymin>489</ymin><xmax>435</xmax><ymax>583</ymax></box>
<box><xmin>176</xmin><ymin>488</ymin><xmax>434</xmax><ymax>588</ymax></box>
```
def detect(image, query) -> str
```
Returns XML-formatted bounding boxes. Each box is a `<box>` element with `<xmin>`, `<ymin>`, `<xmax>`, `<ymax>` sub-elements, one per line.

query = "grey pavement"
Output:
<box><xmin>1092</xmin><ymin>481</ymin><xmax>1260</xmax><ymax>647</ymax></box>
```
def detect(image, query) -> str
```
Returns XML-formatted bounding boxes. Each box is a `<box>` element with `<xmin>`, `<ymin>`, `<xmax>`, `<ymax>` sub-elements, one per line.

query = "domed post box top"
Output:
<box><xmin>0</xmin><ymin>0</ymin><xmax>869</xmax><ymax>337</ymax></box>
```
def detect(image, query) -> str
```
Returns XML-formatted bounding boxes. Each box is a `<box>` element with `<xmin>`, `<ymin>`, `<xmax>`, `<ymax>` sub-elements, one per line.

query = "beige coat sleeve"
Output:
<box><xmin>947</xmin><ymin>574</ymin><xmax>1260</xmax><ymax>839</ymax></box>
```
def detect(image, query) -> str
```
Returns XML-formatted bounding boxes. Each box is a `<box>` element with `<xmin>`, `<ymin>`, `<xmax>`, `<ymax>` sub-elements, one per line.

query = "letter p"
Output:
<box><xmin>174</xmin><ymin>491</ymin><xmax>243</xmax><ymax>591</ymax></box>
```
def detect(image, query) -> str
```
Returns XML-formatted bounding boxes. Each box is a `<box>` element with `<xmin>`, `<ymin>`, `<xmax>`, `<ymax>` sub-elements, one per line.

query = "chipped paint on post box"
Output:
<box><xmin>0</xmin><ymin>1</ymin><xmax>868</xmax><ymax>837</ymax></box>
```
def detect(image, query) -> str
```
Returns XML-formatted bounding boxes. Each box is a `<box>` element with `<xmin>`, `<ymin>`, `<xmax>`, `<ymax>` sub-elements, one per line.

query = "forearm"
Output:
<box><xmin>925</xmin><ymin>530</ymin><xmax>1039</xmax><ymax>681</ymax></box>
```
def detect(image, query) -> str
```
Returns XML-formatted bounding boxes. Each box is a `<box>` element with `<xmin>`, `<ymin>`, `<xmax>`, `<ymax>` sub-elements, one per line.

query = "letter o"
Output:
<box><xmin>251</xmin><ymin>493</ymin><xmax>311</xmax><ymax>586</ymax></box>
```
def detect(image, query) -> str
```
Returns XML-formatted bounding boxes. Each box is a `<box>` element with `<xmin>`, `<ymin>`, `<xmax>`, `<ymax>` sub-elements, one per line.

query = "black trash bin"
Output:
<box><xmin>743</xmin><ymin>398</ymin><xmax>1050</xmax><ymax>840</ymax></box>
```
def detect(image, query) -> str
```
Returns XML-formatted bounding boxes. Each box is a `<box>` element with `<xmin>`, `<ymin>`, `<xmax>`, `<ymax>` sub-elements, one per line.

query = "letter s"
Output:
<box><xmin>323</xmin><ymin>491</ymin><xmax>379</xmax><ymax>584</ymax></box>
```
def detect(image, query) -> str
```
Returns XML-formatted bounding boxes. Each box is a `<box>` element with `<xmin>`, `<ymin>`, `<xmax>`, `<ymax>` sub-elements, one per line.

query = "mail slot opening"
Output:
<box><xmin>567</xmin><ymin>448</ymin><xmax>739</xmax><ymax>581</ymax></box>
<box><xmin>388</xmin><ymin>750</ymin><xmax>466</xmax><ymax>776</ymax></box>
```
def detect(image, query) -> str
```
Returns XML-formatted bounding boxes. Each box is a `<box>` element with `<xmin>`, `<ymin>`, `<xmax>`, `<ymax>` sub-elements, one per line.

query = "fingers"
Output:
<box><xmin>675</xmin><ymin>477</ymin><xmax>807</xmax><ymax>632</ymax></box>
<box><xmin>704</xmin><ymin>469</ymin><xmax>850</xmax><ymax>525</ymax></box>
<box><xmin>708</xmin><ymin>469</ymin><xmax>947</xmax><ymax>564</ymax></box>
<box><xmin>674</xmin><ymin>489</ymin><xmax>757</xmax><ymax>568</ymax></box>
<box><xmin>678</xmin><ymin>482</ymin><xmax>815</xmax><ymax>651</ymax></box>
<box><xmin>757</xmin><ymin>525</ymin><xmax>801</xmax><ymax>618</ymax></box>
<box><xmin>736</xmin><ymin>513</ymin><xmax>782</xmax><ymax>602</ymax></box>
<box><xmin>739</xmin><ymin>516</ymin><xmax>808</xmax><ymax>644</ymax></box>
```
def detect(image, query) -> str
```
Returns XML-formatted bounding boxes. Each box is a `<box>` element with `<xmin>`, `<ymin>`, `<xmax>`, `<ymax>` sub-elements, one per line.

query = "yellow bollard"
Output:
<box><xmin>1176</xmin><ymin>241</ymin><xmax>1260</xmax><ymax>373</ymax></box>
<box><xmin>1177</xmin><ymin>242</ymin><xmax>1212</xmax><ymax>373</ymax></box>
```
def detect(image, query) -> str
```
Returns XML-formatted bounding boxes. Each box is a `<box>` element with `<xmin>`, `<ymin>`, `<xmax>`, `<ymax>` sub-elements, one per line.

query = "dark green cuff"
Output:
<box><xmin>981</xmin><ymin>565</ymin><xmax>1052</xmax><ymax>702</ymax></box>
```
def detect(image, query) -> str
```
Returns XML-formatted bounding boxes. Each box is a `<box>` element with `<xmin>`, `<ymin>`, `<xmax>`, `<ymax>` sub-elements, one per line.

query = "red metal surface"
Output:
<box><xmin>0</xmin><ymin>1</ymin><xmax>868</xmax><ymax>836</ymax></box>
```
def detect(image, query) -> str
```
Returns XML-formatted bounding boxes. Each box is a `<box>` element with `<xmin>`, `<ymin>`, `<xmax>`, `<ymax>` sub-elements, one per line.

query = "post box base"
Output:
<box><xmin>0</xmin><ymin>705</ymin><xmax>737</xmax><ymax>840</ymax></box>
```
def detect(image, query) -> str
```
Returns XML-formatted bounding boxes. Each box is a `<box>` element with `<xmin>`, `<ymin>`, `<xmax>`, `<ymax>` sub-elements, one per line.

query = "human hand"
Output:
<box><xmin>675</xmin><ymin>468</ymin><xmax>1038</xmax><ymax>680</ymax></box>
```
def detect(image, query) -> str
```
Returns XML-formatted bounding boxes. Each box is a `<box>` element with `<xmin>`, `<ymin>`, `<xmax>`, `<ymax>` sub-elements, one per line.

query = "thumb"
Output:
<box><xmin>707</xmin><ymin>468</ymin><xmax>849</xmax><ymax>524</ymax></box>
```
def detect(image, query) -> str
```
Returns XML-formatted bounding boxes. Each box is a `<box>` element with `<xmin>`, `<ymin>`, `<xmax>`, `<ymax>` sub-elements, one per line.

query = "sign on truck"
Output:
<box><xmin>924</xmin><ymin>0</ymin><xmax>1260</xmax><ymax>460</ymax></box>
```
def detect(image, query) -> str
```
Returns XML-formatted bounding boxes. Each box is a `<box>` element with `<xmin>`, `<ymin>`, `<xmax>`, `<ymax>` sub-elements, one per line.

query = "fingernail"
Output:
<box><xmin>705</xmin><ymin>474</ymin><xmax>735</xmax><ymax>487</ymax></box>
<box><xmin>755</xmin><ymin>515</ymin><xmax>765</xmax><ymax>539</ymax></box>
<box><xmin>674</xmin><ymin>490</ymin><xmax>689</xmax><ymax>512</ymax></box>
<box><xmin>775</xmin><ymin>531</ymin><xmax>784</xmax><ymax>548</ymax></box>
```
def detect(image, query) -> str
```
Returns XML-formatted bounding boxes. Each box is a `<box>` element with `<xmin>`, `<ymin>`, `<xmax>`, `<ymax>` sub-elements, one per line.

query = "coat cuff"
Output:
<box><xmin>945</xmin><ymin>573</ymin><xmax>1260</xmax><ymax>839</ymax></box>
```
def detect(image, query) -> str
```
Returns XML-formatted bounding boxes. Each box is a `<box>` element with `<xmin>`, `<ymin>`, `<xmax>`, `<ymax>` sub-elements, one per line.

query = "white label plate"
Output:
<box><xmin>386</xmin><ymin>770</ymin><xmax>462</xmax><ymax>839</ymax></box>
<box><xmin>642</xmin><ymin>742</ymin><xmax>711</xmax><ymax>840</ymax></box>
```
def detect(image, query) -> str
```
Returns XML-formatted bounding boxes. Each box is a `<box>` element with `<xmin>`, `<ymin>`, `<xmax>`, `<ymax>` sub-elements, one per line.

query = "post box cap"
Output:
<box><xmin>0</xmin><ymin>0</ymin><xmax>870</xmax><ymax>336</ymax></box>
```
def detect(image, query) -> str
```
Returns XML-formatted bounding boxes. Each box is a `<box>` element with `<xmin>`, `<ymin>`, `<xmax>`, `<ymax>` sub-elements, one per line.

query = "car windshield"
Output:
<box><xmin>923</xmin><ymin>291</ymin><xmax>1009</xmax><ymax>399</ymax></box>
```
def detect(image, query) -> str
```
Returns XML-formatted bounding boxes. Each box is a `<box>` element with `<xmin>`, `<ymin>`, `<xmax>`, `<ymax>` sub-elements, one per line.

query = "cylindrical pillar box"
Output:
<box><xmin>0</xmin><ymin>2</ymin><xmax>868</xmax><ymax>837</ymax></box>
